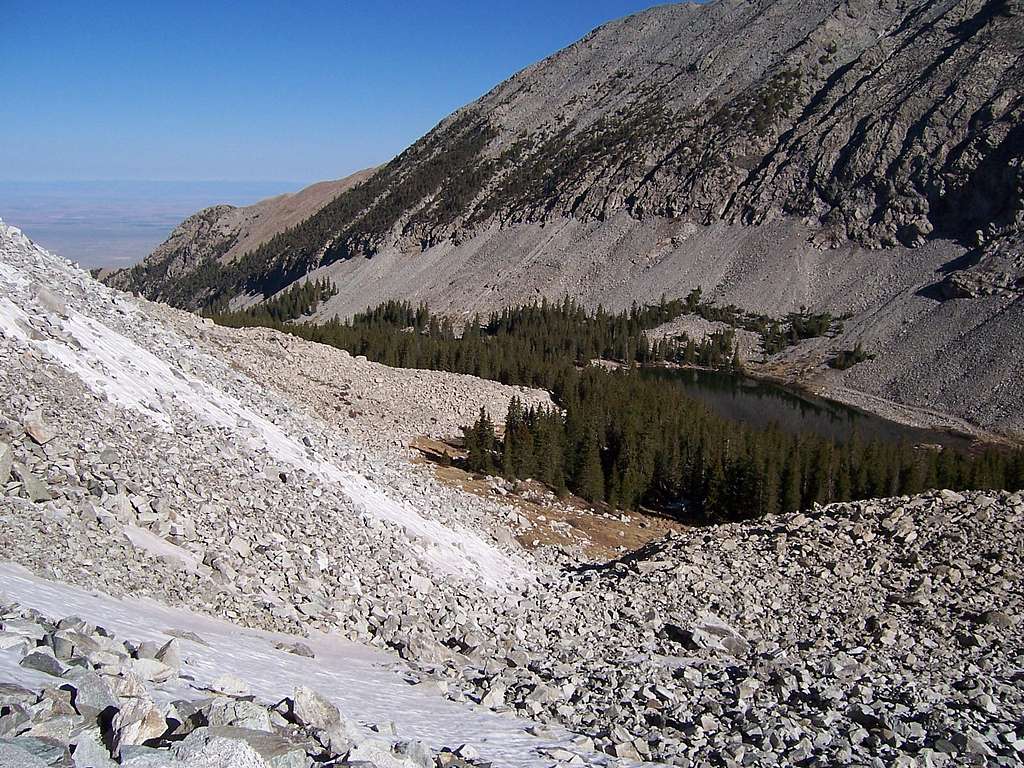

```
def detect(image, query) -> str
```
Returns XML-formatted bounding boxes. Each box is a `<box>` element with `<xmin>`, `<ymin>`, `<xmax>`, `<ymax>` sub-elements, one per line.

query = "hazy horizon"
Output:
<box><xmin>0</xmin><ymin>180</ymin><xmax>301</xmax><ymax>269</ymax></box>
<box><xmin>3</xmin><ymin>2</ymin><xmax>657</xmax><ymax>183</ymax></box>
<box><xmin>2</xmin><ymin>1</ymin><xmax>661</xmax><ymax>268</ymax></box>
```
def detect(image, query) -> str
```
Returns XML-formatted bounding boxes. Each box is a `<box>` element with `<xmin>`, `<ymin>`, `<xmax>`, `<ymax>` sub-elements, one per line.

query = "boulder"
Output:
<box><xmin>128</xmin><ymin>658</ymin><xmax>176</xmax><ymax>684</ymax></box>
<box><xmin>288</xmin><ymin>686</ymin><xmax>341</xmax><ymax>731</ymax></box>
<box><xmin>63</xmin><ymin>668</ymin><xmax>118</xmax><ymax>719</ymax></box>
<box><xmin>394</xmin><ymin>740</ymin><xmax>434</xmax><ymax>768</ymax></box>
<box><xmin>155</xmin><ymin>638</ymin><xmax>182</xmax><ymax>672</ymax></box>
<box><xmin>22</xmin><ymin>412</ymin><xmax>54</xmax><ymax>446</ymax></box>
<box><xmin>111</xmin><ymin>697</ymin><xmax>168</xmax><ymax>753</ymax></box>
<box><xmin>71</xmin><ymin>727</ymin><xmax>118</xmax><ymax>767</ymax></box>
<box><xmin>173</xmin><ymin>727</ymin><xmax>307</xmax><ymax>768</ymax></box>
<box><xmin>119</xmin><ymin>745</ymin><xmax>181</xmax><ymax>766</ymax></box>
<box><xmin>0</xmin><ymin>442</ymin><xmax>11</xmax><ymax>485</ymax></box>
<box><xmin>273</xmin><ymin>641</ymin><xmax>314</xmax><ymax>659</ymax></box>
<box><xmin>349</xmin><ymin>740</ymin><xmax>429</xmax><ymax>768</ymax></box>
<box><xmin>19</xmin><ymin>649</ymin><xmax>66</xmax><ymax>677</ymax></box>
<box><xmin>12</xmin><ymin>463</ymin><xmax>51</xmax><ymax>503</ymax></box>
<box><xmin>0</xmin><ymin>740</ymin><xmax>50</xmax><ymax>768</ymax></box>
<box><xmin>0</xmin><ymin>737</ymin><xmax>67</xmax><ymax>765</ymax></box>
<box><xmin>664</xmin><ymin>614</ymin><xmax>750</xmax><ymax>658</ymax></box>
<box><xmin>205</xmin><ymin>699</ymin><xmax>273</xmax><ymax>733</ymax></box>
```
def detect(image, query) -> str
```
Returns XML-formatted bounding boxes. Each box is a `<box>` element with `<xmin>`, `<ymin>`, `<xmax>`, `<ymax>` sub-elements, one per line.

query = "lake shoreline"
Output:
<box><xmin>633</xmin><ymin>361</ymin><xmax>1016</xmax><ymax>451</ymax></box>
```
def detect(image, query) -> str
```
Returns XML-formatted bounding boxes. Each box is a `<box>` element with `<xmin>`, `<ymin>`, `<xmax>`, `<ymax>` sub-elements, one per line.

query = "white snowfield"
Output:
<box><xmin>0</xmin><ymin>219</ymin><xmax>524</xmax><ymax>588</ymax></box>
<box><xmin>0</xmin><ymin>564</ymin><xmax>591</xmax><ymax>768</ymax></box>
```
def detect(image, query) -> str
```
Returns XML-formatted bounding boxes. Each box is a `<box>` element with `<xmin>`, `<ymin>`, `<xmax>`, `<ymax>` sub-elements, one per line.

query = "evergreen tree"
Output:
<box><xmin>575</xmin><ymin>424</ymin><xmax>606</xmax><ymax>504</ymax></box>
<box><xmin>209</xmin><ymin>295</ymin><xmax>1024</xmax><ymax>521</ymax></box>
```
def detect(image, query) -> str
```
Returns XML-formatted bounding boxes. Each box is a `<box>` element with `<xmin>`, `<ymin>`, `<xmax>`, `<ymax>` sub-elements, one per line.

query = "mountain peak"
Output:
<box><xmin>111</xmin><ymin>0</ymin><xmax>1023</xmax><ymax>310</ymax></box>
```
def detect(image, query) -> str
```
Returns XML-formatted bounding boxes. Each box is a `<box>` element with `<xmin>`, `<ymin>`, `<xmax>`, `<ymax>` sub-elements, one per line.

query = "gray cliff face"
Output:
<box><xmin>464</xmin><ymin>0</ymin><xmax>1022</xmax><ymax>252</ymax></box>
<box><xmin>104</xmin><ymin>204</ymin><xmax>240</xmax><ymax>293</ymax></box>
<box><xmin>110</xmin><ymin>0</ymin><xmax>1023</xmax><ymax>306</ymax></box>
<box><xmin>99</xmin><ymin>0</ymin><xmax>1024</xmax><ymax>437</ymax></box>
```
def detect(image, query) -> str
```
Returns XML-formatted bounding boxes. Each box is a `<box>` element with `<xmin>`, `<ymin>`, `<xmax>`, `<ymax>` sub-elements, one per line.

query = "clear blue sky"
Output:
<box><xmin>2</xmin><ymin>0</ymin><xmax>665</xmax><ymax>184</ymax></box>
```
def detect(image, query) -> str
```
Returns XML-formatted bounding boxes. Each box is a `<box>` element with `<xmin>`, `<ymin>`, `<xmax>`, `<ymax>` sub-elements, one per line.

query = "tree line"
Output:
<box><xmin>211</xmin><ymin>296</ymin><xmax>1024</xmax><ymax>523</ymax></box>
<box><xmin>205</xmin><ymin>279</ymin><xmax>336</xmax><ymax>323</ymax></box>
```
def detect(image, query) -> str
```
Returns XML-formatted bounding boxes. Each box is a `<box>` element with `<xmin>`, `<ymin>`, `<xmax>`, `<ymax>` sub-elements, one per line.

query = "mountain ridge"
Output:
<box><xmin>102</xmin><ymin>0</ymin><xmax>1024</xmax><ymax>439</ymax></box>
<box><xmin>102</xmin><ymin>168</ymin><xmax>375</xmax><ymax>300</ymax></box>
<box><xmin>109</xmin><ymin>0</ymin><xmax>1023</xmax><ymax>308</ymax></box>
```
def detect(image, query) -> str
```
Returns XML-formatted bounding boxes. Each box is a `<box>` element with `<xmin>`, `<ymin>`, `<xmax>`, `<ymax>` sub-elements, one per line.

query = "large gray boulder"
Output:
<box><xmin>205</xmin><ymin>700</ymin><xmax>273</xmax><ymax>733</ymax></box>
<box><xmin>63</xmin><ymin>668</ymin><xmax>119</xmax><ymax>719</ymax></box>
<box><xmin>19</xmin><ymin>649</ymin><xmax>66</xmax><ymax>677</ymax></box>
<box><xmin>0</xmin><ymin>738</ymin><xmax>66</xmax><ymax>767</ymax></box>
<box><xmin>288</xmin><ymin>686</ymin><xmax>341</xmax><ymax>731</ymax></box>
<box><xmin>12</xmin><ymin>463</ymin><xmax>50</xmax><ymax>503</ymax></box>
<box><xmin>173</xmin><ymin>727</ymin><xmax>307</xmax><ymax>768</ymax></box>
<box><xmin>71</xmin><ymin>727</ymin><xmax>118</xmax><ymax>767</ymax></box>
<box><xmin>287</xmin><ymin>686</ymin><xmax>361</xmax><ymax>757</ymax></box>
<box><xmin>0</xmin><ymin>740</ymin><xmax>50</xmax><ymax>768</ymax></box>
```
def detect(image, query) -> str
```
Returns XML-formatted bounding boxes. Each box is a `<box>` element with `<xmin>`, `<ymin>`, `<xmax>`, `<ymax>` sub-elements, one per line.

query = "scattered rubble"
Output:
<box><xmin>0</xmin><ymin>602</ymin><xmax>464</xmax><ymax>768</ymax></box>
<box><xmin>1</xmin><ymin>221</ymin><xmax>1022</xmax><ymax>766</ymax></box>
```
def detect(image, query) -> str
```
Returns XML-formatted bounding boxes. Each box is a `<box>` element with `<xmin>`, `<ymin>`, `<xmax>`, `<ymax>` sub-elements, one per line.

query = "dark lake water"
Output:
<box><xmin>642</xmin><ymin>368</ymin><xmax>975</xmax><ymax>450</ymax></box>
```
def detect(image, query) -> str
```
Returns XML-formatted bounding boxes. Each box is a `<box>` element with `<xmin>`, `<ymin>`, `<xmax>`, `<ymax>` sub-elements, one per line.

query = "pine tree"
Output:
<box><xmin>575</xmin><ymin>424</ymin><xmax>606</xmax><ymax>504</ymax></box>
<box><xmin>463</xmin><ymin>408</ymin><xmax>497</xmax><ymax>475</ymax></box>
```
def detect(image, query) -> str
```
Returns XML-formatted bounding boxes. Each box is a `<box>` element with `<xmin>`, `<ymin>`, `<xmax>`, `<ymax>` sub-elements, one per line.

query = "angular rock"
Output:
<box><xmin>71</xmin><ymin>727</ymin><xmax>119</xmax><ymax>767</ymax></box>
<box><xmin>19</xmin><ymin>649</ymin><xmax>66</xmax><ymax>678</ymax></box>
<box><xmin>22</xmin><ymin>412</ymin><xmax>54</xmax><ymax>446</ymax></box>
<box><xmin>273</xmin><ymin>641</ymin><xmax>314</xmax><ymax>659</ymax></box>
<box><xmin>12</xmin><ymin>463</ymin><xmax>50</xmax><ymax>503</ymax></box>
<box><xmin>173</xmin><ymin>727</ymin><xmax>306</xmax><ymax>768</ymax></box>
<box><xmin>0</xmin><ymin>442</ymin><xmax>11</xmax><ymax>486</ymax></box>
<box><xmin>128</xmin><ymin>658</ymin><xmax>176</xmax><ymax>684</ymax></box>
<box><xmin>0</xmin><ymin>740</ymin><xmax>50</xmax><ymax>768</ymax></box>
<box><xmin>0</xmin><ymin>737</ymin><xmax>67</xmax><ymax>766</ymax></box>
<box><xmin>155</xmin><ymin>638</ymin><xmax>182</xmax><ymax>672</ymax></box>
<box><xmin>63</xmin><ymin>668</ymin><xmax>118</xmax><ymax>719</ymax></box>
<box><xmin>111</xmin><ymin>697</ymin><xmax>168</xmax><ymax>753</ymax></box>
<box><xmin>288</xmin><ymin>686</ymin><xmax>341</xmax><ymax>731</ymax></box>
<box><xmin>205</xmin><ymin>699</ymin><xmax>273</xmax><ymax>733</ymax></box>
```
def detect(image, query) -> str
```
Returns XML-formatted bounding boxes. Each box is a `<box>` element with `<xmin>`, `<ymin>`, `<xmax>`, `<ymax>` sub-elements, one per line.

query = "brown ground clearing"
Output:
<box><xmin>411</xmin><ymin>435</ymin><xmax>685</xmax><ymax>561</ymax></box>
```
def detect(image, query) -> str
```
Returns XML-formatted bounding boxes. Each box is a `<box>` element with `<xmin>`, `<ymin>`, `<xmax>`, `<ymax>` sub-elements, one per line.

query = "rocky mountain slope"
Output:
<box><xmin>4</xmin><ymin>226</ymin><xmax>1024</xmax><ymax>766</ymax></box>
<box><xmin>112</xmin><ymin>0</ymin><xmax>1024</xmax><ymax>305</ymax></box>
<box><xmin>103</xmin><ymin>0</ymin><xmax>1024</xmax><ymax>440</ymax></box>
<box><xmin>101</xmin><ymin>168</ymin><xmax>375</xmax><ymax>298</ymax></box>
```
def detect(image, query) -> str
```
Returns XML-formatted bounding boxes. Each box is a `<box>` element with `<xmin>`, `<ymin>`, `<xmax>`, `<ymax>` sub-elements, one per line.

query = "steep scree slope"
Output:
<box><xmin>108</xmin><ymin>0</ymin><xmax>1023</xmax><ymax>308</ymax></box>
<box><xmin>3</xmin><ymin>222</ymin><xmax>1024</xmax><ymax>766</ymax></box>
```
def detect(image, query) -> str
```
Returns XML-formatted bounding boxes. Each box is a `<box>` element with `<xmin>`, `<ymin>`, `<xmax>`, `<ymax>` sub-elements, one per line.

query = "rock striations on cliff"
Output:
<box><xmin>108</xmin><ymin>0</ymin><xmax>1023</xmax><ymax>308</ymax></box>
<box><xmin>100</xmin><ymin>0</ymin><xmax>1024</xmax><ymax>440</ymax></box>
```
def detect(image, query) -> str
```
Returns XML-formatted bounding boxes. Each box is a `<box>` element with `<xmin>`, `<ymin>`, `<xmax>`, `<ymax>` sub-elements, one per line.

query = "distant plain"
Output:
<box><xmin>0</xmin><ymin>181</ymin><xmax>299</xmax><ymax>268</ymax></box>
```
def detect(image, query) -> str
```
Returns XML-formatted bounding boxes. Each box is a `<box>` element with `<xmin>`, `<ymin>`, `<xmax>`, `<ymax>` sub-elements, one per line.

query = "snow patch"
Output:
<box><xmin>0</xmin><ymin>261</ymin><xmax>29</xmax><ymax>288</ymax></box>
<box><xmin>122</xmin><ymin>525</ymin><xmax>204</xmax><ymax>575</ymax></box>
<box><xmin>0</xmin><ymin>564</ymin><xmax>589</xmax><ymax>768</ymax></box>
<box><xmin>0</xmin><ymin>298</ymin><xmax>31</xmax><ymax>342</ymax></box>
<box><xmin>3</xmin><ymin>292</ymin><xmax>520</xmax><ymax>586</ymax></box>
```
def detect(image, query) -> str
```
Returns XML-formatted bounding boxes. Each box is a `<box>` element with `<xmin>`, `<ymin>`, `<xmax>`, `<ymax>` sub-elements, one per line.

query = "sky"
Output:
<box><xmin>2</xmin><ymin>0</ymin><xmax>665</xmax><ymax>185</ymax></box>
